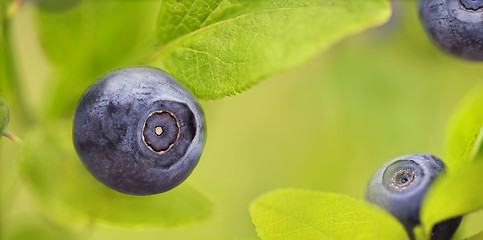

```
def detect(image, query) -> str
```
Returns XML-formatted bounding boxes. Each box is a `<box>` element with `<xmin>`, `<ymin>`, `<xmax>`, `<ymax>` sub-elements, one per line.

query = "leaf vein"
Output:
<box><xmin>173</xmin><ymin>0</ymin><xmax>200</xmax><ymax>33</ymax></box>
<box><xmin>159</xmin><ymin>6</ymin><xmax>321</xmax><ymax>54</ymax></box>
<box><xmin>200</xmin><ymin>0</ymin><xmax>227</xmax><ymax>27</ymax></box>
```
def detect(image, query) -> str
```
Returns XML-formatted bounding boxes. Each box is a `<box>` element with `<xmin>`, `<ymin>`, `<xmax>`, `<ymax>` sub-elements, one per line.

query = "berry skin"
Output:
<box><xmin>430</xmin><ymin>217</ymin><xmax>462</xmax><ymax>240</ymax></box>
<box><xmin>419</xmin><ymin>0</ymin><xmax>483</xmax><ymax>60</ymax></box>
<box><xmin>365</xmin><ymin>153</ymin><xmax>461</xmax><ymax>240</ymax></box>
<box><xmin>73</xmin><ymin>67</ymin><xmax>205</xmax><ymax>195</ymax></box>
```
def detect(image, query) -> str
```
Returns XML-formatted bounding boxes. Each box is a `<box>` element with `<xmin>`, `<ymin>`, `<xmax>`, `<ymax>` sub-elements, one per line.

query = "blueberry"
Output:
<box><xmin>72</xmin><ymin>67</ymin><xmax>205</xmax><ymax>195</ymax></box>
<box><xmin>430</xmin><ymin>217</ymin><xmax>463</xmax><ymax>240</ymax></box>
<box><xmin>365</xmin><ymin>153</ymin><xmax>461</xmax><ymax>240</ymax></box>
<box><xmin>419</xmin><ymin>0</ymin><xmax>483</xmax><ymax>60</ymax></box>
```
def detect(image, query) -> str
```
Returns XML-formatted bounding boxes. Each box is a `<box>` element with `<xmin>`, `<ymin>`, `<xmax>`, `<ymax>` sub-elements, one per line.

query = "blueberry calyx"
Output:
<box><xmin>392</xmin><ymin>169</ymin><xmax>416</xmax><ymax>189</ymax></box>
<box><xmin>460</xmin><ymin>0</ymin><xmax>483</xmax><ymax>11</ymax></box>
<box><xmin>143</xmin><ymin>110</ymin><xmax>180</xmax><ymax>154</ymax></box>
<box><xmin>382</xmin><ymin>159</ymin><xmax>426</xmax><ymax>193</ymax></box>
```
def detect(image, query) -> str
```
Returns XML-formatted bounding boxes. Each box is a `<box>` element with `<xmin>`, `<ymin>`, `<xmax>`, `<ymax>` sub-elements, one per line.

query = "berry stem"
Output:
<box><xmin>3</xmin><ymin>130</ymin><xmax>22</xmax><ymax>144</ymax></box>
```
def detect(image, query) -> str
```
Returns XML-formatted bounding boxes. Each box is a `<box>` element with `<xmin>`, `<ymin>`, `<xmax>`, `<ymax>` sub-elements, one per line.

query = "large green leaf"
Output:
<box><xmin>249</xmin><ymin>189</ymin><xmax>408</xmax><ymax>240</ymax></box>
<box><xmin>35</xmin><ymin>0</ymin><xmax>161</xmax><ymax>117</ymax></box>
<box><xmin>444</xmin><ymin>86</ymin><xmax>483</xmax><ymax>172</ymax></box>
<box><xmin>420</xmin><ymin>82</ymin><xmax>483</xmax><ymax>238</ymax></box>
<box><xmin>155</xmin><ymin>0</ymin><xmax>391</xmax><ymax>99</ymax></box>
<box><xmin>19</xmin><ymin>120</ymin><xmax>214</xmax><ymax>229</ymax></box>
<box><xmin>421</xmin><ymin>160</ymin><xmax>483</xmax><ymax>236</ymax></box>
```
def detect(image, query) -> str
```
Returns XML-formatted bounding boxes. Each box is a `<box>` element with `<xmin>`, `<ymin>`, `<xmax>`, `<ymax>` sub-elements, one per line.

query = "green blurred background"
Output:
<box><xmin>1</xmin><ymin>1</ymin><xmax>482</xmax><ymax>239</ymax></box>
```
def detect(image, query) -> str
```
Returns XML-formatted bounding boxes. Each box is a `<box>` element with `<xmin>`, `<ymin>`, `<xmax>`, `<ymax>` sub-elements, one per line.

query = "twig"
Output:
<box><xmin>3</xmin><ymin>130</ymin><xmax>22</xmax><ymax>144</ymax></box>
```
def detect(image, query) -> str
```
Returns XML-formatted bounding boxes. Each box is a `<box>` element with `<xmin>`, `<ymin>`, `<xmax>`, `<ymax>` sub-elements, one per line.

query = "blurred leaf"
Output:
<box><xmin>249</xmin><ymin>189</ymin><xmax>408</xmax><ymax>240</ymax></box>
<box><xmin>155</xmin><ymin>0</ymin><xmax>391</xmax><ymax>99</ymax></box>
<box><xmin>4</xmin><ymin>216</ymin><xmax>75</xmax><ymax>240</ymax></box>
<box><xmin>19</xmin><ymin>120</ymin><xmax>215</xmax><ymax>229</ymax></box>
<box><xmin>466</xmin><ymin>231</ymin><xmax>483</xmax><ymax>240</ymax></box>
<box><xmin>421</xmin><ymin>161</ymin><xmax>483</xmax><ymax>236</ymax></box>
<box><xmin>1</xmin><ymin>0</ymin><xmax>26</xmax><ymax>116</ymax></box>
<box><xmin>0</xmin><ymin>96</ymin><xmax>9</xmax><ymax>134</ymax></box>
<box><xmin>412</xmin><ymin>226</ymin><xmax>426</xmax><ymax>240</ymax></box>
<box><xmin>35</xmin><ymin>0</ymin><xmax>161</xmax><ymax>117</ymax></box>
<box><xmin>444</xmin><ymin>86</ymin><xmax>483</xmax><ymax>172</ymax></box>
<box><xmin>34</xmin><ymin>0</ymin><xmax>81</xmax><ymax>12</ymax></box>
<box><xmin>210</xmin><ymin>238</ymin><xmax>259</xmax><ymax>240</ymax></box>
<box><xmin>0</xmin><ymin>9</ymin><xmax>10</xmax><ymax>98</ymax></box>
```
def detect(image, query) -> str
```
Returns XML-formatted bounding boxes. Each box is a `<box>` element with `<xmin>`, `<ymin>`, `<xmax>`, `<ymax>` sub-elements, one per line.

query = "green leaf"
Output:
<box><xmin>0</xmin><ymin>96</ymin><xmax>9</xmax><ymax>134</ymax></box>
<box><xmin>466</xmin><ymin>231</ymin><xmax>483</xmax><ymax>240</ymax></box>
<box><xmin>34</xmin><ymin>0</ymin><xmax>81</xmax><ymax>12</ymax></box>
<box><xmin>411</xmin><ymin>226</ymin><xmax>426</xmax><ymax>240</ymax></box>
<box><xmin>35</xmin><ymin>0</ymin><xmax>161</xmax><ymax>117</ymax></box>
<box><xmin>249</xmin><ymin>189</ymin><xmax>408</xmax><ymax>240</ymax></box>
<box><xmin>19</xmin><ymin>120</ymin><xmax>215</xmax><ymax>229</ymax></box>
<box><xmin>421</xmin><ymin>160</ymin><xmax>483</xmax><ymax>236</ymax></box>
<box><xmin>210</xmin><ymin>238</ymin><xmax>259</xmax><ymax>240</ymax></box>
<box><xmin>4</xmin><ymin>216</ymin><xmax>76</xmax><ymax>240</ymax></box>
<box><xmin>155</xmin><ymin>0</ymin><xmax>391</xmax><ymax>99</ymax></box>
<box><xmin>444</xmin><ymin>86</ymin><xmax>483</xmax><ymax>172</ymax></box>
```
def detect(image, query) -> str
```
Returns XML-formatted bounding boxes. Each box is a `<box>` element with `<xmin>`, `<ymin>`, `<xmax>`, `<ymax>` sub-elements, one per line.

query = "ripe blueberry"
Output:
<box><xmin>73</xmin><ymin>67</ymin><xmax>205</xmax><ymax>195</ymax></box>
<box><xmin>365</xmin><ymin>153</ymin><xmax>461</xmax><ymax>240</ymax></box>
<box><xmin>419</xmin><ymin>0</ymin><xmax>483</xmax><ymax>60</ymax></box>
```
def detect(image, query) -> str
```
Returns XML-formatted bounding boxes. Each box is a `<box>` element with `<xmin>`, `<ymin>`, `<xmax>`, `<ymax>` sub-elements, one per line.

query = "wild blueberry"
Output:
<box><xmin>73</xmin><ymin>67</ymin><xmax>206</xmax><ymax>195</ymax></box>
<box><xmin>419</xmin><ymin>0</ymin><xmax>483</xmax><ymax>60</ymax></box>
<box><xmin>365</xmin><ymin>153</ymin><xmax>461</xmax><ymax>240</ymax></box>
<box><xmin>430</xmin><ymin>217</ymin><xmax>463</xmax><ymax>240</ymax></box>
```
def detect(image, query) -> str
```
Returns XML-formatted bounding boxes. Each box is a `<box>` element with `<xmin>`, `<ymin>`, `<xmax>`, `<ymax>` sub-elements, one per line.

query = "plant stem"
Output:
<box><xmin>3</xmin><ymin>130</ymin><xmax>22</xmax><ymax>144</ymax></box>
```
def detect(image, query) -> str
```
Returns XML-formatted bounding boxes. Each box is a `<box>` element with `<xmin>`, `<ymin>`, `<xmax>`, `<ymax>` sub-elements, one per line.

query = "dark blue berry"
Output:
<box><xmin>365</xmin><ymin>153</ymin><xmax>461</xmax><ymax>240</ymax></box>
<box><xmin>73</xmin><ymin>67</ymin><xmax>205</xmax><ymax>195</ymax></box>
<box><xmin>430</xmin><ymin>217</ymin><xmax>462</xmax><ymax>240</ymax></box>
<box><xmin>419</xmin><ymin>0</ymin><xmax>483</xmax><ymax>60</ymax></box>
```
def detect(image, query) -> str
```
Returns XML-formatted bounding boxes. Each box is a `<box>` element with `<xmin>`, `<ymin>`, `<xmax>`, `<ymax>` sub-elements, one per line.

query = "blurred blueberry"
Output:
<box><xmin>419</xmin><ymin>0</ymin><xmax>483</xmax><ymax>60</ymax></box>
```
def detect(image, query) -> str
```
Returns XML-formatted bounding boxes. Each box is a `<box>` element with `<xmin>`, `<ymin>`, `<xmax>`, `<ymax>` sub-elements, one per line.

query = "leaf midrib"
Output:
<box><xmin>156</xmin><ymin>5</ymin><xmax>323</xmax><ymax>55</ymax></box>
<box><xmin>469</xmin><ymin>124</ymin><xmax>483</xmax><ymax>162</ymax></box>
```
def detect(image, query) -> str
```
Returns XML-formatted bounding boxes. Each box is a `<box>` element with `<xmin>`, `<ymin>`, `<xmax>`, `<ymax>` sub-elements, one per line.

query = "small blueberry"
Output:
<box><xmin>365</xmin><ymin>153</ymin><xmax>461</xmax><ymax>240</ymax></box>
